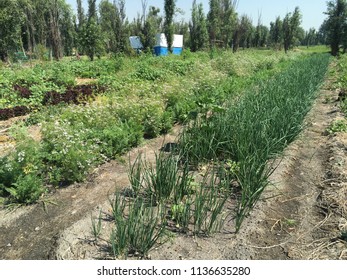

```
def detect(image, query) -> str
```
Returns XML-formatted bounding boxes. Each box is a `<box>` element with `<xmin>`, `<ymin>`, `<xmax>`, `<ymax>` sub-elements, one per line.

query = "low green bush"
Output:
<box><xmin>97</xmin><ymin>120</ymin><xmax>143</xmax><ymax>158</ymax></box>
<box><xmin>41</xmin><ymin>120</ymin><xmax>101</xmax><ymax>185</ymax></box>
<box><xmin>327</xmin><ymin>119</ymin><xmax>347</xmax><ymax>134</ymax></box>
<box><xmin>133</xmin><ymin>64</ymin><xmax>168</xmax><ymax>81</ymax></box>
<box><xmin>0</xmin><ymin>129</ymin><xmax>45</xmax><ymax>204</ymax></box>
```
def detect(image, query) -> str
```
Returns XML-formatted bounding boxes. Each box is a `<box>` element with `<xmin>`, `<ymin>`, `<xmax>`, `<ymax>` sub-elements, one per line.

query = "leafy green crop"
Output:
<box><xmin>178</xmin><ymin>53</ymin><xmax>330</xmax><ymax>231</ymax></box>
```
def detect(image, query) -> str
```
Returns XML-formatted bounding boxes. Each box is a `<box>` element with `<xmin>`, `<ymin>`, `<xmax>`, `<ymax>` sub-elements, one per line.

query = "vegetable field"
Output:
<box><xmin>0</xmin><ymin>50</ymin><xmax>302</xmax><ymax>203</ymax></box>
<box><xmin>2</xmin><ymin>50</ymin><xmax>347</xmax><ymax>260</ymax></box>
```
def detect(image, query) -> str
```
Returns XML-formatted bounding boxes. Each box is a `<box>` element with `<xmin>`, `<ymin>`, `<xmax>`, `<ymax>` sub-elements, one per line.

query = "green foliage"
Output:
<box><xmin>0</xmin><ymin>0</ymin><xmax>23</xmax><ymax>61</ymax></box>
<box><xmin>77</xmin><ymin>1</ymin><xmax>104</xmax><ymax>60</ymax></box>
<box><xmin>237</xmin><ymin>15</ymin><xmax>254</xmax><ymax>50</ymax></box>
<box><xmin>165</xmin><ymin>91</ymin><xmax>196</xmax><ymax>123</ymax></box>
<box><xmin>207</xmin><ymin>0</ymin><xmax>237</xmax><ymax>48</ymax></box>
<box><xmin>0</xmin><ymin>127</ymin><xmax>44</xmax><ymax>204</ymax></box>
<box><xmin>190</xmin><ymin>0</ymin><xmax>209</xmax><ymax>52</ymax></box>
<box><xmin>142</xmin><ymin>103</ymin><xmax>172</xmax><ymax>138</ymax></box>
<box><xmin>126</xmin><ymin>152</ymin><xmax>227</xmax><ymax>236</ymax></box>
<box><xmin>139</xmin><ymin>6</ymin><xmax>162</xmax><ymax>51</ymax></box>
<box><xmin>128</xmin><ymin>154</ymin><xmax>144</xmax><ymax>197</ymax></box>
<box><xmin>325</xmin><ymin>0</ymin><xmax>347</xmax><ymax>56</ymax></box>
<box><xmin>39</xmin><ymin>103</ymin><xmax>143</xmax><ymax>186</ymax></box>
<box><xmin>270</xmin><ymin>17</ymin><xmax>283</xmax><ymax>50</ymax></box>
<box><xmin>80</xmin><ymin>18</ymin><xmax>105</xmax><ymax>61</ymax></box>
<box><xmin>283</xmin><ymin>7</ymin><xmax>302</xmax><ymax>52</ymax></box>
<box><xmin>164</xmin><ymin>0</ymin><xmax>176</xmax><ymax>51</ymax></box>
<box><xmin>5</xmin><ymin>174</ymin><xmax>43</xmax><ymax>204</ymax></box>
<box><xmin>143</xmin><ymin>153</ymin><xmax>179</xmax><ymax>203</ymax></box>
<box><xmin>97</xmin><ymin>120</ymin><xmax>143</xmax><ymax>158</ymax></box>
<box><xmin>99</xmin><ymin>0</ymin><xmax>121</xmax><ymax>53</ymax></box>
<box><xmin>327</xmin><ymin>119</ymin><xmax>347</xmax><ymax>133</ymax></box>
<box><xmin>170</xmin><ymin>200</ymin><xmax>192</xmax><ymax>231</ymax></box>
<box><xmin>34</xmin><ymin>44</ymin><xmax>49</xmax><ymax>61</ymax></box>
<box><xmin>41</xmin><ymin>120</ymin><xmax>101</xmax><ymax>185</ymax></box>
<box><xmin>192</xmin><ymin>171</ymin><xmax>229</xmax><ymax>235</ymax></box>
<box><xmin>178</xmin><ymin>54</ymin><xmax>330</xmax><ymax>231</ymax></box>
<box><xmin>253</xmin><ymin>24</ymin><xmax>269</xmax><ymax>48</ymax></box>
<box><xmin>336</xmin><ymin>54</ymin><xmax>347</xmax><ymax>91</ymax></box>
<box><xmin>109</xmin><ymin>195</ymin><xmax>167</xmax><ymax>258</ymax></box>
<box><xmin>1</xmin><ymin>49</ymin><xmax>305</xmax><ymax>206</ymax></box>
<box><xmin>72</xmin><ymin>58</ymin><xmax>123</xmax><ymax>78</ymax></box>
<box><xmin>163</xmin><ymin>59</ymin><xmax>194</xmax><ymax>76</ymax></box>
<box><xmin>133</xmin><ymin>64</ymin><xmax>167</xmax><ymax>81</ymax></box>
<box><xmin>91</xmin><ymin>209</ymin><xmax>103</xmax><ymax>240</ymax></box>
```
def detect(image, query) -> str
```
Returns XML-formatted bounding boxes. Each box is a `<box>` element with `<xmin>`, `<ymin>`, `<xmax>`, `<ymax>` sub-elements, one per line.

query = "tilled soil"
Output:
<box><xmin>1</xmin><ymin>88</ymin><xmax>347</xmax><ymax>260</ymax></box>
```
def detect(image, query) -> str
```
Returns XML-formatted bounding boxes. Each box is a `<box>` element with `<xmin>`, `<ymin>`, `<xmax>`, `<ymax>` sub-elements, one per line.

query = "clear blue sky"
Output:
<box><xmin>66</xmin><ymin>0</ymin><xmax>328</xmax><ymax>31</ymax></box>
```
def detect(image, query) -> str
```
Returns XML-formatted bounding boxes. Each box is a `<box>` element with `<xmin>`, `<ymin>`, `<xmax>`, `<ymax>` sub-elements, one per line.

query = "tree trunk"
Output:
<box><xmin>331</xmin><ymin>41</ymin><xmax>339</xmax><ymax>56</ymax></box>
<box><xmin>49</xmin><ymin>2</ymin><xmax>63</xmax><ymax>60</ymax></box>
<box><xmin>232</xmin><ymin>30</ymin><xmax>240</xmax><ymax>53</ymax></box>
<box><xmin>25</xmin><ymin>21</ymin><xmax>32</xmax><ymax>53</ymax></box>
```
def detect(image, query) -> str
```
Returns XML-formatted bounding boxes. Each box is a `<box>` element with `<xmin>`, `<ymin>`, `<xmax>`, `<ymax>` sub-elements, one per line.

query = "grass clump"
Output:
<box><xmin>91</xmin><ymin>209</ymin><xmax>103</xmax><ymax>240</ymax></box>
<box><xmin>109</xmin><ymin>194</ymin><xmax>167</xmax><ymax>259</ymax></box>
<box><xmin>128</xmin><ymin>152</ymin><xmax>194</xmax><ymax>205</ymax></box>
<box><xmin>192</xmin><ymin>170</ymin><xmax>229</xmax><ymax>235</ymax></box>
<box><xmin>143</xmin><ymin>153</ymin><xmax>180</xmax><ymax>203</ymax></box>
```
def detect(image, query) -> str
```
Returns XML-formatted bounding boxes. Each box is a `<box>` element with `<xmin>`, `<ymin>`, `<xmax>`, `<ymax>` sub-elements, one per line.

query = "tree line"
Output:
<box><xmin>0</xmin><ymin>0</ymin><xmax>346</xmax><ymax>62</ymax></box>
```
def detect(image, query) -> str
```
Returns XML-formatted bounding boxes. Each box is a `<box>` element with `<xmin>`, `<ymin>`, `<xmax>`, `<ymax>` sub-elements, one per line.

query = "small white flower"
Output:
<box><xmin>17</xmin><ymin>151</ymin><xmax>26</xmax><ymax>163</ymax></box>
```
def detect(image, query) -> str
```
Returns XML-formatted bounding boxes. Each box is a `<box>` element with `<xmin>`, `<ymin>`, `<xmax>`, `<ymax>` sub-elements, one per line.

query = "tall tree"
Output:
<box><xmin>317</xmin><ymin>21</ymin><xmax>329</xmax><ymax>45</ymax></box>
<box><xmin>190</xmin><ymin>0</ymin><xmax>208</xmax><ymax>52</ymax></box>
<box><xmin>269</xmin><ymin>16</ymin><xmax>283</xmax><ymax>50</ymax></box>
<box><xmin>258</xmin><ymin>25</ymin><xmax>269</xmax><ymax>47</ymax></box>
<box><xmin>232</xmin><ymin>17</ymin><xmax>242</xmax><ymax>52</ymax></box>
<box><xmin>141</xmin><ymin>6</ymin><xmax>162</xmax><ymax>51</ymax></box>
<box><xmin>208</xmin><ymin>0</ymin><xmax>237</xmax><ymax>48</ymax></box>
<box><xmin>34</xmin><ymin>0</ymin><xmax>50</xmax><ymax>47</ymax></box>
<box><xmin>174</xmin><ymin>20</ymin><xmax>190</xmax><ymax>47</ymax></box>
<box><xmin>48</xmin><ymin>0</ymin><xmax>63</xmax><ymax>60</ymax></box>
<box><xmin>0</xmin><ymin>0</ymin><xmax>23</xmax><ymax>61</ymax></box>
<box><xmin>303</xmin><ymin>28</ymin><xmax>318</xmax><ymax>47</ymax></box>
<box><xmin>220</xmin><ymin>0</ymin><xmax>237</xmax><ymax>48</ymax></box>
<box><xmin>75</xmin><ymin>0</ymin><xmax>85</xmax><ymax>53</ymax></box>
<box><xmin>325</xmin><ymin>0</ymin><xmax>347</xmax><ymax>55</ymax></box>
<box><xmin>80</xmin><ymin>0</ymin><xmax>104</xmax><ymax>60</ymax></box>
<box><xmin>20</xmin><ymin>0</ymin><xmax>35</xmax><ymax>54</ymax></box>
<box><xmin>238</xmin><ymin>15</ymin><xmax>253</xmax><ymax>49</ymax></box>
<box><xmin>252</xmin><ymin>14</ymin><xmax>269</xmax><ymax>48</ymax></box>
<box><xmin>164</xmin><ymin>0</ymin><xmax>176</xmax><ymax>52</ymax></box>
<box><xmin>283</xmin><ymin>7</ymin><xmax>302</xmax><ymax>52</ymax></box>
<box><xmin>76</xmin><ymin>0</ymin><xmax>85</xmax><ymax>28</ymax></box>
<box><xmin>116</xmin><ymin>0</ymin><xmax>130</xmax><ymax>53</ymax></box>
<box><xmin>99</xmin><ymin>0</ymin><xmax>120</xmax><ymax>53</ymax></box>
<box><xmin>296</xmin><ymin>26</ymin><xmax>305</xmax><ymax>46</ymax></box>
<box><xmin>207</xmin><ymin>0</ymin><xmax>221</xmax><ymax>46</ymax></box>
<box><xmin>59</xmin><ymin>2</ymin><xmax>75</xmax><ymax>56</ymax></box>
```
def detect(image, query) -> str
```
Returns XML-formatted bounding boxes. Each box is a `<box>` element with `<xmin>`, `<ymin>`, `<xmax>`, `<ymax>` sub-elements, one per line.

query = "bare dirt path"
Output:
<box><xmin>1</xmin><ymin>86</ymin><xmax>346</xmax><ymax>260</ymax></box>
